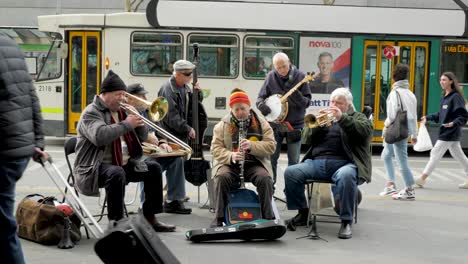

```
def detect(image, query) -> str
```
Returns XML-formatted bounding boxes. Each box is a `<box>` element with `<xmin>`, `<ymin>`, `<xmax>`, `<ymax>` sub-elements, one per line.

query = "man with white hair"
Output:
<box><xmin>283</xmin><ymin>88</ymin><xmax>372</xmax><ymax>239</ymax></box>
<box><xmin>256</xmin><ymin>52</ymin><xmax>312</xmax><ymax>184</ymax></box>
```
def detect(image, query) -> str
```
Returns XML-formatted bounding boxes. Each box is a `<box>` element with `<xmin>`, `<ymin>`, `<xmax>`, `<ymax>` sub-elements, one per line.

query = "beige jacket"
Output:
<box><xmin>211</xmin><ymin>112</ymin><xmax>276</xmax><ymax>179</ymax></box>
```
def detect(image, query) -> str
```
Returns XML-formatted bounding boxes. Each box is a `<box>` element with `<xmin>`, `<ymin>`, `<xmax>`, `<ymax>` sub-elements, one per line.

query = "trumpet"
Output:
<box><xmin>305</xmin><ymin>109</ymin><xmax>336</xmax><ymax>128</ymax></box>
<box><xmin>119</xmin><ymin>98</ymin><xmax>192</xmax><ymax>158</ymax></box>
<box><xmin>125</xmin><ymin>92</ymin><xmax>168</xmax><ymax>122</ymax></box>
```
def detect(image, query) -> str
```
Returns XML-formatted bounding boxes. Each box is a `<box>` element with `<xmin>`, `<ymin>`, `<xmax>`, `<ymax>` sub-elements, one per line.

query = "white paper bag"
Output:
<box><xmin>413</xmin><ymin>123</ymin><xmax>433</xmax><ymax>152</ymax></box>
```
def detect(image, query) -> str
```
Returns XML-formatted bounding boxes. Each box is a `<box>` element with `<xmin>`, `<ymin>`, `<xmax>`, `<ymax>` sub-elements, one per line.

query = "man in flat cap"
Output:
<box><xmin>158</xmin><ymin>59</ymin><xmax>204</xmax><ymax>144</ymax></box>
<box><xmin>127</xmin><ymin>83</ymin><xmax>191</xmax><ymax>214</ymax></box>
<box><xmin>74</xmin><ymin>70</ymin><xmax>176</xmax><ymax>232</ymax></box>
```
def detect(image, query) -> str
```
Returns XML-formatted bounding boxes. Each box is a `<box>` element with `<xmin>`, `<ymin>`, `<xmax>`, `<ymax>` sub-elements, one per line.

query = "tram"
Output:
<box><xmin>34</xmin><ymin>0</ymin><xmax>468</xmax><ymax>147</ymax></box>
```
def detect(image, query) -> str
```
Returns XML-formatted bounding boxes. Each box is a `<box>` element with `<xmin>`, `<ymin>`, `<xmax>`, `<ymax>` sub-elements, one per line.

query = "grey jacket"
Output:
<box><xmin>74</xmin><ymin>95</ymin><xmax>147</xmax><ymax>196</ymax></box>
<box><xmin>0</xmin><ymin>33</ymin><xmax>44</xmax><ymax>160</ymax></box>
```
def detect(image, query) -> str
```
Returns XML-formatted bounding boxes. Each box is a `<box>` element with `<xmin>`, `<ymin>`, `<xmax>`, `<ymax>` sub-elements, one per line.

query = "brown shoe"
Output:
<box><xmin>152</xmin><ymin>220</ymin><xmax>176</xmax><ymax>232</ymax></box>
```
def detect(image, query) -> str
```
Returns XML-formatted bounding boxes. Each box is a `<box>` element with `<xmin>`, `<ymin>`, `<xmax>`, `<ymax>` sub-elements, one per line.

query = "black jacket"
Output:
<box><xmin>256</xmin><ymin>65</ymin><xmax>311</xmax><ymax>129</ymax></box>
<box><xmin>158</xmin><ymin>76</ymin><xmax>203</xmax><ymax>142</ymax></box>
<box><xmin>0</xmin><ymin>33</ymin><xmax>44</xmax><ymax>160</ymax></box>
<box><xmin>426</xmin><ymin>91</ymin><xmax>468</xmax><ymax>141</ymax></box>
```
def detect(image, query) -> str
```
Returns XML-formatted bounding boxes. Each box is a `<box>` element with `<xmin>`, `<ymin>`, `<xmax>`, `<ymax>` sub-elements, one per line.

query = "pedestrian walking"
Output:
<box><xmin>415</xmin><ymin>72</ymin><xmax>468</xmax><ymax>188</ymax></box>
<box><xmin>0</xmin><ymin>33</ymin><xmax>47</xmax><ymax>264</ymax></box>
<box><xmin>380</xmin><ymin>64</ymin><xmax>418</xmax><ymax>200</ymax></box>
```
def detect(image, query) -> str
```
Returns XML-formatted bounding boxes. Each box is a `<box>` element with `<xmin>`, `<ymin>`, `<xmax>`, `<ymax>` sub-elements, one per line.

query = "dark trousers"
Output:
<box><xmin>214</xmin><ymin>163</ymin><xmax>274</xmax><ymax>219</ymax></box>
<box><xmin>98</xmin><ymin>159</ymin><xmax>163</xmax><ymax>220</ymax></box>
<box><xmin>0</xmin><ymin>158</ymin><xmax>29</xmax><ymax>264</ymax></box>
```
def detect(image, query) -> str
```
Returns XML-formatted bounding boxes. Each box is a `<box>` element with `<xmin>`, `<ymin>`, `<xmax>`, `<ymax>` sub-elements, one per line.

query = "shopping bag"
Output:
<box><xmin>413</xmin><ymin>123</ymin><xmax>433</xmax><ymax>152</ymax></box>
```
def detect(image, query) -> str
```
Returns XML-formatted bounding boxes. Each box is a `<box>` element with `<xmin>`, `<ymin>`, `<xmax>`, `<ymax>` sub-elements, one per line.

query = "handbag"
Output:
<box><xmin>15</xmin><ymin>194</ymin><xmax>81</xmax><ymax>245</ymax></box>
<box><xmin>384</xmin><ymin>90</ymin><xmax>409</xmax><ymax>144</ymax></box>
<box><xmin>413</xmin><ymin>123</ymin><xmax>433</xmax><ymax>152</ymax></box>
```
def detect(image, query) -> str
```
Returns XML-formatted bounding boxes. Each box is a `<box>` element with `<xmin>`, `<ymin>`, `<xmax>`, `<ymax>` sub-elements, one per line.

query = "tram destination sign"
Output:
<box><xmin>443</xmin><ymin>43</ymin><xmax>468</xmax><ymax>53</ymax></box>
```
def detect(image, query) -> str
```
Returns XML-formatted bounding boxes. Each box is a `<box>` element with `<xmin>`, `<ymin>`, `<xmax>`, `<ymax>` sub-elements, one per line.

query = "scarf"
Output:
<box><xmin>110</xmin><ymin>109</ymin><xmax>139</xmax><ymax>166</ymax></box>
<box><xmin>229</xmin><ymin>110</ymin><xmax>263</xmax><ymax>161</ymax></box>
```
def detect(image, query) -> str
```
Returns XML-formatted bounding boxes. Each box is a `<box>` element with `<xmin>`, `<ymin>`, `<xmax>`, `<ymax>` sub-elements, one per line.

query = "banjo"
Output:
<box><xmin>264</xmin><ymin>73</ymin><xmax>315</xmax><ymax>122</ymax></box>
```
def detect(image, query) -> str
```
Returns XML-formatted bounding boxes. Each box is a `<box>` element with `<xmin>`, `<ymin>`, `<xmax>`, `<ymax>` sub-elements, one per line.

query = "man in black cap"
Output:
<box><xmin>127</xmin><ymin>83</ymin><xmax>191</xmax><ymax>214</ymax></box>
<box><xmin>73</xmin><ymin>70</ymin><xmax>176</xmax><ymax>232</ymax></box>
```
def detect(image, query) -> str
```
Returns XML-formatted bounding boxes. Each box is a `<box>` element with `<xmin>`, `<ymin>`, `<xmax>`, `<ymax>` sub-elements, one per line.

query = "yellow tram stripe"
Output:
<box><xmin>41</xmin><ymin>108</ymin><xmax>64</xmax><ymax>114</ymax></box>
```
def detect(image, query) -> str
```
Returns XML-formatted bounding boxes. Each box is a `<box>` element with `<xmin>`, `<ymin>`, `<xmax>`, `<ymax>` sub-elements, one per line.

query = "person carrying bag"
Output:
<box><xmin>380</xmin><ymin>64</ymin><xmax>418</xmax><ymax>201</ymax></box>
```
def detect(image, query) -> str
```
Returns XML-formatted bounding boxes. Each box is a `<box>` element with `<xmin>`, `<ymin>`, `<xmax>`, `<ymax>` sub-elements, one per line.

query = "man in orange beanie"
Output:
<box><xmin>210</xmin><ymin>88</ymin><xmax>276</xmax><ymax>227</ymax></box>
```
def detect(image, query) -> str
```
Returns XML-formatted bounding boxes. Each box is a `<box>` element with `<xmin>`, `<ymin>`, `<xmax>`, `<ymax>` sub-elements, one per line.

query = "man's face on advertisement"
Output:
<box><xmin>317</xmin><ymin>55</ymin><xmax>333</xmax><ymax>75</ymax></box>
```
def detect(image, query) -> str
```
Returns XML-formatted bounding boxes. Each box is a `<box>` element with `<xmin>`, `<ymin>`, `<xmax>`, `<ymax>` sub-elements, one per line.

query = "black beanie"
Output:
<box><xmin>100</xmin><ymin>70</ymin><xmax>126</xmax><ymax>94</ymax></box>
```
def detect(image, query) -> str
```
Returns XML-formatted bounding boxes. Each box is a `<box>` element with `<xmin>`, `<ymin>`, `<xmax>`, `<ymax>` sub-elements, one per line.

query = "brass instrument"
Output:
<box><xmin>125</xmin><ymin>92</ymin><xmax>168</xmax><ymax>122</ymax></box>
<box><xmin>119</xmin><ymin>100</ymin><xmax>193</xmax><ymax>158</ymax></box>
<box><xmin>305</xmin><ymin>109</ymin><xmax>336</xmax><ymax>128</ymax></box>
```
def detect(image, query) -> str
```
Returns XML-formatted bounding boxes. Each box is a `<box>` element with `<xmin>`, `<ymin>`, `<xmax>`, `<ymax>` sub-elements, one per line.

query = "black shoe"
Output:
<box><xmin>164</xmin><ymin>200</ymin><xmax>192</xmax><ymax>214</ymax></box>
<box><xmin>210</xmin><ymin>217</ymin><xmax>224</xmax><ymax>228</ymax></box>
<box><xmin>338</xmin><ymin>222</ymin><xmax>352</xmax><ymax>239</ymax></box>
<box><xmin>152</xmin><ymin>220</ymin><xmax>176</xmax><ymax>232</ymax></box>
<box><xmin>287</xmin><ymin>212</ymin><xmax>308</xmax><ymax>227</ymax></box>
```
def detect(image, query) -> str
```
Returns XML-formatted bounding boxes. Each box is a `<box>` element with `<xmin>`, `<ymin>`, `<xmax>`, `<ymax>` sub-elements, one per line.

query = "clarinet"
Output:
<box><xmin>238</xmin><ymin>118</ymin><xmax>246</xmax><ymax>188</ymax></box>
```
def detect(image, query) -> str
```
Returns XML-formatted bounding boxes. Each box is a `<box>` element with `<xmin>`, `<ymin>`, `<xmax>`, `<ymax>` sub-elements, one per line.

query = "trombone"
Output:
<box><xmin>125</xmin><ymin>92</ymin><xmax>168</xmax><ymax>122</ymax></box>
<box><xmin>305</xmin><ymin>109</ymin><xmax>336</xmax><ymax>128</ymax></box>
<box><xmin>120</xmin><ymin>93</ymin><xmax>192</xmax><ymax>158</ymax></box>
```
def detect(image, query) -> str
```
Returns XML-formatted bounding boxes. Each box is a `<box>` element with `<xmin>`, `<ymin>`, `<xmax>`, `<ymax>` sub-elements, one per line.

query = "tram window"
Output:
<box><xmin>243</xmin><ymin>36</ymin><xmax>295</xmax><ymax>79</ymax></box>
<box><xmin>441</xmin><ymin>42</ymin><xmax>468</xmax><ymax>84</ymax></box>
<box><xmin>36</xmin><ymin>40</ymin><xmax>62</xmax><ymax>81</ymax></box>
<box><xmin>130</xmin><ymin>32</ymin><xmax>182</xmax><ymax>76</ymax></box>
<box><xmin>187</xmin><ymin>34</ymin><xmax>239</xmax><ymax>78</ymax></box>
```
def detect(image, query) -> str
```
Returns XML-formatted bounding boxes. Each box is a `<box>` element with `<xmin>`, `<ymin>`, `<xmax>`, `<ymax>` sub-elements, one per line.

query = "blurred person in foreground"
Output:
<box><xmin>0</xmin><ymin>33</ymin><xmax>48</xmax><ymax>264</ymax></box>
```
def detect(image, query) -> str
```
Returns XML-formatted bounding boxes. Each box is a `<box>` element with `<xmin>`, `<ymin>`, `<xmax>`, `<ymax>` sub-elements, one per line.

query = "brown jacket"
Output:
<box><xmin>210</xmin><ymin>111</ymin><xmax>276</xmax><ymax>178</ymax></box>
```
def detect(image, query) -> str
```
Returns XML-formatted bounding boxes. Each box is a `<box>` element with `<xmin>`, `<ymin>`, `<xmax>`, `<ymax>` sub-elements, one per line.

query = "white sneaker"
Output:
<box><xmin>379</xmin><ymin>185</ymin><xmax>397</xmax><ymax>196</ymax></box>
<box><xmin>415</xmin><ymin>177</ymin><xmax>426</xmax><ymax>188</ymax></box>
<box><xmin>458</xmin><ymin>181</ymin><xmax>468</xmax><ymax>189</ymax></box>
<box><xmin>392</xmin><ymin>188</ymin><xmax>415</xmax><ymax>201</ymax></box>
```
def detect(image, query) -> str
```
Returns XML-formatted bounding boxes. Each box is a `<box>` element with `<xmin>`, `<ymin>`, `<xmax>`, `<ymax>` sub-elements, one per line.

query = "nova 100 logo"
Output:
<box><xmin>308</xmin><ymin>41</ymin><xmax>342</xmax><ymax>48</ymax></box>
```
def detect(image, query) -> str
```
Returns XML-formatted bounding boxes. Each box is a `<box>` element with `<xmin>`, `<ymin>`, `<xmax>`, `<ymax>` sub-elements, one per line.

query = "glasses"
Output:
<box><xmin>181</xmin><ymin>72</ymin><xmax>193</xmax><ymax>77</ymax></box>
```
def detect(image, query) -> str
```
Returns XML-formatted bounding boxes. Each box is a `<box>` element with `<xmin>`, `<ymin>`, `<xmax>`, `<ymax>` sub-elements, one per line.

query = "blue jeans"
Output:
<box><xmin>381</xmin><ymin>139</ymin><xmax>414</xmax><ymax>188</ymax></box>
<box><xmin>140</xmin><ymin>157</ymin><xmax>185</xmax><ymax>203</ymax></box>
<box><xmin>0</xmin><ymin>158</ymin><xmax>30</xmax><ymax>264</ymax></box>
<box><xmin>284</xmin><ymin>159</ymin><xmax>357</xmax><ymax>221</ymax></box>
<box><xmin>271</xmin><ymin>130</ymin><xmax>301</xmax><ymax>184</ymax></box>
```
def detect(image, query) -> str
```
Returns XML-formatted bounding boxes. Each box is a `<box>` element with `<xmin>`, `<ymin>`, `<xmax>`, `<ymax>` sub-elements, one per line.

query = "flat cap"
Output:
<box><xmin>173</xmin><ymin>60</ymin><xmax>195</xmax><ymax>71</ymax></box>
<box><xmin>127</xmin><ymin>83</ymin><xmax>148</xmax><ymax>95</ymax></box>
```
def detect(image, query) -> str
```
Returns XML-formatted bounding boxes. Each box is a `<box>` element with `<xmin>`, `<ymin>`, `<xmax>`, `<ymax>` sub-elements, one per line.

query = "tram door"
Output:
<box><xmin>67</xmin><ymin>31</ymin><xmax>101</xmax><ymax>134</ymax></box>
<box><xmin>362</xmin><ymin>41</ymin><xmax>429</xmax><ymax>140</ymax></box>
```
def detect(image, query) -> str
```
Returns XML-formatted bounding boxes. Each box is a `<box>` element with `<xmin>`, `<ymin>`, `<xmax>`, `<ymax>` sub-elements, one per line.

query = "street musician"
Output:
<box><xmin>284</xmin><ymin>88</ymin><xmax>372</xmax><ymax>239</ymax></box>
<box><xmin>126</xmin><ymin>83</ymin><xmax>191</xmax><ymax>214</ymax></box>
<box><xmin>256</xmin><ymin>52</ymin><xmax>312</xmax><ymax>183</ymax></box>
<box><xmin>210</xmin><ymin>88</ymin><xmax>276</xmax><ymax>227</ymax></box>
<box><xmin>73</xmin><ymin>70</ymin><xmax>176</xmax><ymax>232</ymax></box>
